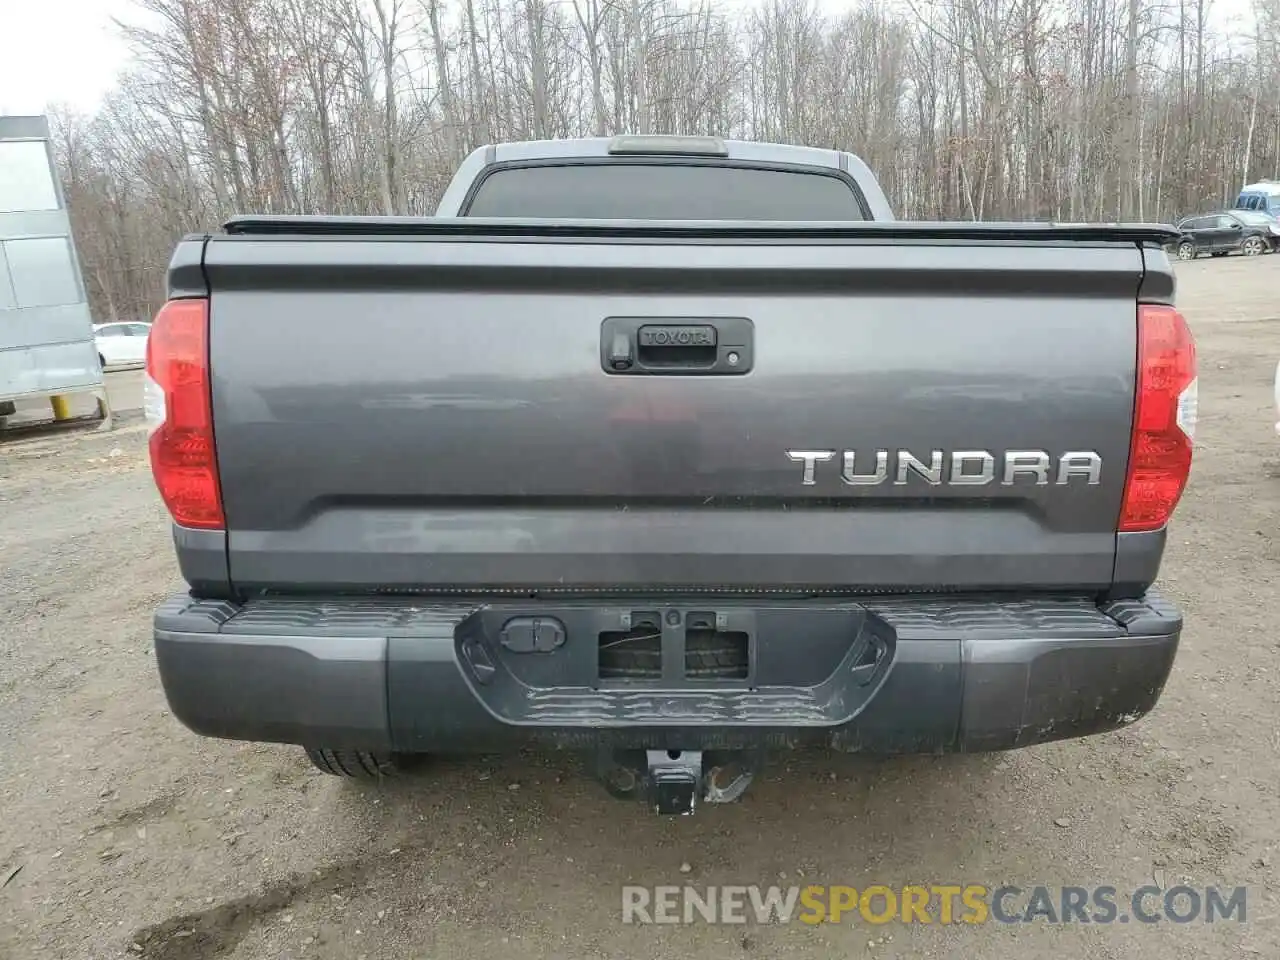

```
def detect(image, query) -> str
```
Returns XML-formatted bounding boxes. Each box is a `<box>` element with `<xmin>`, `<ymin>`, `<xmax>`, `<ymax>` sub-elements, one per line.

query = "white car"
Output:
<box><xmin>94</xmin><ymin>321</ymin><xmax>151</xmax><ymax>369</ymax></box>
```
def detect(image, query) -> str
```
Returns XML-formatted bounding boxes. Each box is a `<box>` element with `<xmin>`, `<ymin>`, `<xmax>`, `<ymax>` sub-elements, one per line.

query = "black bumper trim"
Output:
<box><xmin>152</xmin><ymin>592</ymin><xmax>1182</xmax><ymax>755</ymax></box>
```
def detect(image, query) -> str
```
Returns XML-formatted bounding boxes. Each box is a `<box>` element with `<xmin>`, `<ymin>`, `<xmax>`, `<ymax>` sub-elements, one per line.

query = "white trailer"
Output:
<box><xmin>0</xmin><ymin>114</ymin><xmax>108</xmax><ymax>426</ymax></box>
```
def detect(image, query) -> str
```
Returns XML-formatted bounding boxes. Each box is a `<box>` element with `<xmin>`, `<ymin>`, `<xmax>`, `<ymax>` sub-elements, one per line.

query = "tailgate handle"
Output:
<box><xmin>638</xmin><ymin>325</ymin><xmax>717</xmax><ymax>368</ymax></box>
<box><xmin>601</xmin><ymin>317</ymin><xmax>754</xmax><ymax>376</ymax></box>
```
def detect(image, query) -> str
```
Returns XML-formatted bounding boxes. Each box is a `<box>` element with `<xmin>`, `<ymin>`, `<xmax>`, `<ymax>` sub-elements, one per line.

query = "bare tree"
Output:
<box><xmin>50</xmin><ymin>0</ymin><xmax>1280</xmax><ymax>323</ymax></box>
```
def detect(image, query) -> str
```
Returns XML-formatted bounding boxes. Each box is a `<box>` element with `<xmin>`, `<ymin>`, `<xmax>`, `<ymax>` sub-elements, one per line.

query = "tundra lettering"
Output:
<box><xmin>786</xmin><ymin>450</ymin><xmax>1104</xmax><ymax>487</ymax></box>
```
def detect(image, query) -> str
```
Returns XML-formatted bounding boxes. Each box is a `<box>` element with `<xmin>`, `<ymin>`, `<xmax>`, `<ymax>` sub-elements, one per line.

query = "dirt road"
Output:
<box><xmin>2</xmin><ymin>258</ymin><xmax>1278</xmax><ymax>960</ymax></box>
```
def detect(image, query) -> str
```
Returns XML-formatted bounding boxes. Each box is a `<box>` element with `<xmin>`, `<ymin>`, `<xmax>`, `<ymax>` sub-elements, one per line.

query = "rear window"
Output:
<box><xmin>463</xmin><ymin>163</ymin><xmax>868</xmax><ymax>220</ymax></box>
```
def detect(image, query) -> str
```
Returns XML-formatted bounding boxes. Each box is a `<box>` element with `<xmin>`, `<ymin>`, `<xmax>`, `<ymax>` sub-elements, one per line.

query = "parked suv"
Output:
<box><xmin>1173</xmin><ymin>210</ymin><xmax>1279</xmax><ymax>259</ymax></box>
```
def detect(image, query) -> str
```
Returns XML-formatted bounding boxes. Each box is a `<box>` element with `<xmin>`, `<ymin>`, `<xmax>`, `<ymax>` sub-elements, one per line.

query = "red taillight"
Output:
<box><xmin>145</xmin><ymin>298</ymin><xmax>224</xmax><ymax>530</ymax></box>
<box><xmin>1118</xmin><ymin>304</ymin><xmax>1197</xmax><ymax>532</ymax></box>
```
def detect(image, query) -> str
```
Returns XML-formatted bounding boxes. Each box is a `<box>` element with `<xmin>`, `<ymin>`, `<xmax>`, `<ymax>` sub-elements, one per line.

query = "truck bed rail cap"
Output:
<box><xmin>220</xmin><ymin>215</ymin><xmax>1180</xmax><ymax>245</ymax></box>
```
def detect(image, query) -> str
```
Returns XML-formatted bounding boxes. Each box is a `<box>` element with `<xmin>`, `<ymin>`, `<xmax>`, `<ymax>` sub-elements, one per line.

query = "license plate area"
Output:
<box><xmin>453</xmin><ymin>601</ymin><xmax>894</xmax><ymax>727</ymax></box>
<box><xmin>597</xmin><ymin>609</ymin><xmax>752</xmax><ymax>685</ymax></box>
<box><xmin>457</xmin><ymin>602</ymin><xmax>881</xmax><ymax>692</ymax></box>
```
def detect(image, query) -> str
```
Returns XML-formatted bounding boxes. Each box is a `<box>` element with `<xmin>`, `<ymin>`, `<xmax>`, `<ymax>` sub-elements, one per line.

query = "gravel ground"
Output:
<box><xmin>2</xmin><ymin>257</ymin><xmax>1278</xmax><ymax>960</ymax></box>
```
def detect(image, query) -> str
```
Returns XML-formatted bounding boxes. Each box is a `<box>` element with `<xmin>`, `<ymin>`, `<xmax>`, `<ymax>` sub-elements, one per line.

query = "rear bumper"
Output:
<box><xmin>153</xmin><ymin>592</ymin><xmax>1182</xmax><ymax>755</ymax></box>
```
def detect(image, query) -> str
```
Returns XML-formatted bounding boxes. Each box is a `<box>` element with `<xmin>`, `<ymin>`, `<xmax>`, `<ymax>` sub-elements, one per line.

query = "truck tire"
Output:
<box><xmin>304</xmin><ymin>747</ymin><xmax>422</xmax><ymax>780</ymax></box>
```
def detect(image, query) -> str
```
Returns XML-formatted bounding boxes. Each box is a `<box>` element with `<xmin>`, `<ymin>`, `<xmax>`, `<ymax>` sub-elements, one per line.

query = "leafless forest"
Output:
<box><xmin>46</xmin><ymin>0</ymin><xmax>1279</xmax><ymax>321</ymax></box>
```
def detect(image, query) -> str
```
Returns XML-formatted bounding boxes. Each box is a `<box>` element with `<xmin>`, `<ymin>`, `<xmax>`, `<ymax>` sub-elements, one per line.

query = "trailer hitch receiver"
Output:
<box><xmin>648</xmin><ymin>750</ymin><xmax>701</xmax><ymax>815</ymax></box>
<box><xmin>596</xmin><ymin>748</ymin><xmax>759</xmax><ymax>815</ymax></box>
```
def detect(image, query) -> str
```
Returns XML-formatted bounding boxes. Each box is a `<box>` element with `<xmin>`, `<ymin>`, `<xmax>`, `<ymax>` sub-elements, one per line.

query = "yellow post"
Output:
<box><xmin>50</xmin><ymin>394</ymin><xmax>73</xmax><ymax>420</ymax></box>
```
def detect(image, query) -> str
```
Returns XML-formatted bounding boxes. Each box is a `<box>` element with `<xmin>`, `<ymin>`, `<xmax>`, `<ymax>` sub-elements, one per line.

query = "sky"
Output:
<box><xmin>0</xmin><ymin>1</ymin><xmax>133</xmax><ymax>115</ymax></box>
<box><xmin>0</xmin><ymin>0</ymin><xmax>1260</xmax><ymax>118</ymax></box>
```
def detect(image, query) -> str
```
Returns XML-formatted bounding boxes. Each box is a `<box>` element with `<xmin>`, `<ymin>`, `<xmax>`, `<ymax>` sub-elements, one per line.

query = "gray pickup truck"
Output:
<box><xmin>147</xmin><ymin>136</ymin><xmax>1196</xmax><ymax>815</ymax></box>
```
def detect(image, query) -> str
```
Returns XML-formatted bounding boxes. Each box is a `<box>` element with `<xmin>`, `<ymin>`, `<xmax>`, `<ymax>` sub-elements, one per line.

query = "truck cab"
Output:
<box><xmin>433</xmin><ymin>136</ymin><xmax>895</xmax><ymax>220</ymax></box>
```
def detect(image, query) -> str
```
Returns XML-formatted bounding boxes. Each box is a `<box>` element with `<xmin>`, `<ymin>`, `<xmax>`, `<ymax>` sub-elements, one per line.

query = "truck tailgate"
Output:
<box><xmin>202</xmin><ymin>222</ymin><xmax>1157</xmax><ymax>594</ymax></box>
